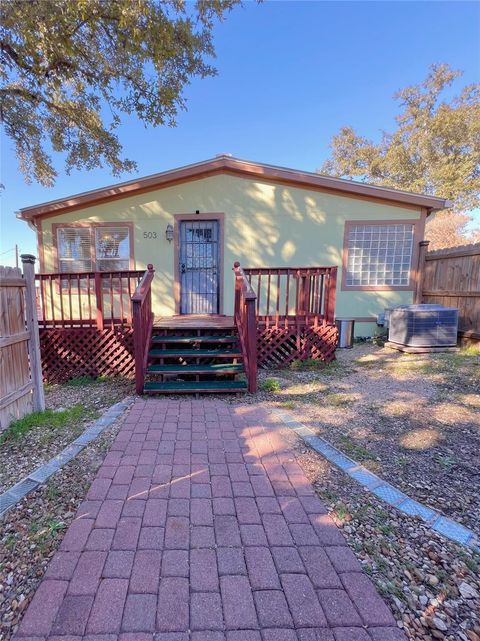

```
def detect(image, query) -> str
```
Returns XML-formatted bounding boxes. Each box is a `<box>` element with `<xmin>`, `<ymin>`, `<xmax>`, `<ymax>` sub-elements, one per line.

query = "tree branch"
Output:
<box><xmin>0</xmin><ymin>40</ymin><xmax>33</xmax><ymax>72</ymax></box>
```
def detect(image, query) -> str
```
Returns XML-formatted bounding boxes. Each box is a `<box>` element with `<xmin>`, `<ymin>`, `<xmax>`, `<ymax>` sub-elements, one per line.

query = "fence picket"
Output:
<box><xmin>421</xmin><ymin>244</ymin><xmax>480</xmax><ymax>339</ymax></box>
<box><xmin>0</xmin><ymin>258</ymin><xmax>44</xmax><ymax>431</ymax></box>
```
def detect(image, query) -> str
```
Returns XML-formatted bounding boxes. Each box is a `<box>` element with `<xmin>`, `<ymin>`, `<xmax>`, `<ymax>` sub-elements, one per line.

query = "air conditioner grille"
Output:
<box><xmin>388</xmin><ymin>304</ymin><xmax>458</xmax><ymax>347</ymax></box>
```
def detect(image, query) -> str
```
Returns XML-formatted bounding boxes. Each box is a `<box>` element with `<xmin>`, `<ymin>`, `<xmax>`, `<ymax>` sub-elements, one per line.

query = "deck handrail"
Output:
<box><xmin>131</xmin><ymin>265</ymin><xmax>155</xmax><ymax>395</ymax></box>
<box><xmin>35</xmin><ymin>269</ymin><xmax>145</xmax><ymax>329</ymax></box>
<box><xmin>243</xmin><ymin>265</ymin><xmax>337</xmax><ymax>327</ymax></box>
<box><xmin>233</xmin><ymin>261</ymin><xmax>257</xmax><ymax>393</ymax></box>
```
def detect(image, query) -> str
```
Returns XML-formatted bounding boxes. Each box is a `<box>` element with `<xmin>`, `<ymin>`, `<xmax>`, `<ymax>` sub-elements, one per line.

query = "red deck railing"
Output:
<box><xmin>132</xmin><ymin>265</ymin><xmax>155</xmax><ymax>394</ymax></box>
<box><xmin>35</xmin><ymin>270</ymin><xmax>144</xmax><ymax>329</ymax></box>
<box><xmin>233</xmin><ymin>262</ymin><xmax>258</xmax><ymax>394</ymax></box>
<box><xmin>242</xmin><ymin>266</ymin><xmax>337</xmax><ymax>327</ymax></box>
<box><xmin>35</xmin><ymin>264</ymin><xmax>337</xmax><ymax>388</ymax></box>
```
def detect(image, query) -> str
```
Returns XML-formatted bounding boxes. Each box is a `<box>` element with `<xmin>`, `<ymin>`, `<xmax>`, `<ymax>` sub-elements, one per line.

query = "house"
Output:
<box><xmin>17</xmin><ymin>156</ymin><xmax>449</xmax><ymax>394</ymax></box>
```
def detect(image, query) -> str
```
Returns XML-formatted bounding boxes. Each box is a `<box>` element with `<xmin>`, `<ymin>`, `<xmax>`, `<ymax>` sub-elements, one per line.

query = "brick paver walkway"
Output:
<box><xmin>15</xmin><ymin>400</ymin><xmax>406</xmax><ymax>641</ymax></box>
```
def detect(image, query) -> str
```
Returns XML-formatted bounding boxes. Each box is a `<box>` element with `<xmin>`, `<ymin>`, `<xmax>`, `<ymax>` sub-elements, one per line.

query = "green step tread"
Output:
<box><xmin>144</xmin><ymin>380</ymin><xmax>248</xmax><ymax>393</ymax></box>
<box><xmin>151</xmin><ymin>335</ymin><xmax>238</xmax><ymax>344</ymax></box>
<box><xmin>149</xmin><ymin>348</ymin><xmax>242</xmax><ymax>358</ymax></box>
<box><xmin>147</xmin><ymin>363</ymin><xmax>244</xmax><ymax>374</ymax></box>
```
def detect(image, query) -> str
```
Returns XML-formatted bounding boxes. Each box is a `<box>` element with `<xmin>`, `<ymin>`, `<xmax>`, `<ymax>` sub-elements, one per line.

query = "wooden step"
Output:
<box><xmin>151</xmin><ymin>335</ymin><xmax>238</xmax><ymax>344</ymax></box>
<box><xmin>148</xmin><ymin>348</ymin><xmax>242</xmax><ymax>359</ymax></box>
<box><xmin>147</xmin><ymin>363</ymin><xmax>244</xmax><ymax>375</ymax></box>
<box><xmin>144</xmin><ymin>380</ymin><xmax>248</xmax><ymax>394</ymax></box>
<box><xmin>153</xmin><ymin>315</ymin><xmax>235</xmax><ymax>330</ymax></box>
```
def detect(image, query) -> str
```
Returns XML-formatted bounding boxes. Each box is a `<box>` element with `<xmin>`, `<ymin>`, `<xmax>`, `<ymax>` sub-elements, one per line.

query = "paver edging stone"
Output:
<box><xmin>272</xmin><ymin>409</ymin><xmax>479</xmax><ymax>550</ymax></box>
<box><xmin>0</xmin><ymin>397</ymin><xmax>134</xmax><ymax>519</ymax></box>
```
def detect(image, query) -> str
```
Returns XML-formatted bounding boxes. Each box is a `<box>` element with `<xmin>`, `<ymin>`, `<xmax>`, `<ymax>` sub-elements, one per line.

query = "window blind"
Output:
<box><xmin>95</xmin><ymin>227</ymin><xmax>130</xmax><ymax>271</ymax></box>
<box><xmin>57</xmin><ymin>227</ymin><xmax>92</xmax><ymax>273</ymax></box>
<box><xmin>56</xmin><ymin>225</ymin><xmax>131</xmax><ymax>273</ymax></box>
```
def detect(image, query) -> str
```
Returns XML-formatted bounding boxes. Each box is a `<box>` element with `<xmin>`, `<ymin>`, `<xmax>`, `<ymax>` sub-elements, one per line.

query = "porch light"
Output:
<box><xmin>165</xmin><ymin>224</ymin><xmax>174</xmax><ymax>243</ymax></box>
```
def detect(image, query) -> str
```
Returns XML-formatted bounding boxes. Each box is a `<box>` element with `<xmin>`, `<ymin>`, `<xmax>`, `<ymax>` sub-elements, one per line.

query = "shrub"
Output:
<box><xmin>260</xmin><ymin>378</ymin><xmax>281</xmax><ymax>393</ymax></box>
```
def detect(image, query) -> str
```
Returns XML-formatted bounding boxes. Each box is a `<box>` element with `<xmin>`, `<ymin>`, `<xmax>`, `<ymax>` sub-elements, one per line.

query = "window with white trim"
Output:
<box><xmin>345</xmin><ymin>223</ymin><xmax>414</xmax><ymax>287</ymax></box>
<box><xmin>57</xmin><ymin>226</ymin><xmax>132</xmax><ymax>272</ymax></box>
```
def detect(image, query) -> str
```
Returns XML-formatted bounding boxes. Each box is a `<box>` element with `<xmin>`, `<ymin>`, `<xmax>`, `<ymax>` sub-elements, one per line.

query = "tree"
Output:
<box><xmin>425</xmin><ymin>211</ymin><xmax>477</xmax><ymax>250</ymax></box>
<box><xmin>0</xmin><ymin>0</ymin><xmax>238</xmax><ymax>186</ymax></box>
<box><xmin>321</xmin><ymin>65</ymin><xmax>480</xmax><ymax>245</ymax></box>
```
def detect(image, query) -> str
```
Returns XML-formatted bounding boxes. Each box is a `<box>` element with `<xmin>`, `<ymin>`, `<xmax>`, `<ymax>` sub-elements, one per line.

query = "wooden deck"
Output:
<box><xmin>153</xmin><ymin>315</ymin><xmax>235</xmax><ymax>329</ymax></box>
<box><xmin>35</xmin><ymin>265</ymin><xmax>338</xmax><ymax>385</ymax></box>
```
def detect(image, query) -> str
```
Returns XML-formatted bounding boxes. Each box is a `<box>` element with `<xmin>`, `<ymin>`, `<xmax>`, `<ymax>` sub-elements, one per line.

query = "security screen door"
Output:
<box><xmin>179</xmin><ymin>220</ymin><xmax>220</xmax><ymax>314</ymax></box>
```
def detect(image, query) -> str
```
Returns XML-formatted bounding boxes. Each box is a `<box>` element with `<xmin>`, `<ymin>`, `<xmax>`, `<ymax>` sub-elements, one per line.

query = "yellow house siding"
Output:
<box><xmin>39</xmin><ymin>174</ymin><xmax>423</xmax><ymax>329</ymax></box>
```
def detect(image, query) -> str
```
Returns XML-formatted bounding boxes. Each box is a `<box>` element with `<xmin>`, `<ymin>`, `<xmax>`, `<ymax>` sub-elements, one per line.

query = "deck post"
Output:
<box><xmin>132</xmin><ymin>265</ymin><xmax>155</xmax><ymax>395</ymax></box>
<box><xmin>298</xmin><ymin>275</ymin><xmax>306</xmax><ymax>315</ymax></box>
<box><xmin>233</xmin><ymin>261</ymin><xmax>241</xmax><ymax>318</ymax></box>
<box><xmin>132</xmin><ymin>299</ymin><xmax>144</xmax><ymax>395</ymax></box>
<box><xmin>21</xmin><ymin>255</ymin><xmax>45</xmax><ymax>412</ymax></box>
<box><xmin>94</xmin><ymin>272</ymin><xmax>104</xmax><ymax>330</ymax></box>
<box><xmin>246</xmin><ymin>297</ymin><xmax>257</xmax><ymax>393</ymax></box>
<box><xmin>325</xmin><ymin>267</ymin><xmax>337</xmax><ymax>324</ymax></box>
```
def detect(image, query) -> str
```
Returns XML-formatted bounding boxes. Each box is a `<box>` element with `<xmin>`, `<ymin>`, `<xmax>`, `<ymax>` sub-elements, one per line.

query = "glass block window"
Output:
<box><xmin>57</xmin><ymin>225</ymin><xmax>131</xmax><ymax>272</ymax></box>
<box><xmin>345</xmin><ymin>223</ymin><xmax>414</xmax><ymax>287</ymax></box>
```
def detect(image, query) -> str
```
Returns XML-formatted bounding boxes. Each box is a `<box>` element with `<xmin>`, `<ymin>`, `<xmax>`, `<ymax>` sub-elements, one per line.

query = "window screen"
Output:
<box><xmin>57</xmin><ymin>227</ymin><xmax>92</xmax><ymax>272</ymax></box>
<box><xmin>345</xmin><ymin>224</ymin><xmax>414</xmax><ymax>287</ymax></box>
<box><xmin>95</xmin><ymin>227</ymin><xmax>131</xmax><ymax>271</ymax></box>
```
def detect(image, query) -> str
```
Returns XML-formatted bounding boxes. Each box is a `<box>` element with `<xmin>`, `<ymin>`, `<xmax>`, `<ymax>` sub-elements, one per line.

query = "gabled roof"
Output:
<box><xmin>17</xmin><ymin>155</ymin><xmax>450</xmax><ymax>221</ymax></box>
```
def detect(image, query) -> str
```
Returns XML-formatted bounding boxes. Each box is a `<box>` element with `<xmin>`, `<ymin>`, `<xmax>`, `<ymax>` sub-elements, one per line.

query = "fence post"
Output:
<box><xmin>21</xmin><ymin>255</ymin><xmax>45</xmax><ymax>412</ymax></box>
<box><xmin>414</xmin><ymin>240</ymin><xmax>430</xmax><ymax>304</ymax></box>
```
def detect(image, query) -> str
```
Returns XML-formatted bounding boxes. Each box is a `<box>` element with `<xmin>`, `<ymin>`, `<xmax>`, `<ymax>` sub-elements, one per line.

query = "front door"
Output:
<box><xmin>179</xmin><ymin>220</ymin><xmax>220</xmax><ymax>314</ymax></box>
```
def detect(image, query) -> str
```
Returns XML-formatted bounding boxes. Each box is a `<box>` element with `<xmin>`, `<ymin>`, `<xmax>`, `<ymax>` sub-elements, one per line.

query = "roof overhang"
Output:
<box><xmin>17</xmin><ymin>155</ymin><xmax>451</xmax><ymax>222</ymax></box>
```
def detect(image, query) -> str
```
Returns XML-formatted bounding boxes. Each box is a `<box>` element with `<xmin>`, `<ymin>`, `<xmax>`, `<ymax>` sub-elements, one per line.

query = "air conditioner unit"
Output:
<box><xmin>388</xmin><ymin>304</ymin><xmax>458</xmax><ymax>348</ymax></box>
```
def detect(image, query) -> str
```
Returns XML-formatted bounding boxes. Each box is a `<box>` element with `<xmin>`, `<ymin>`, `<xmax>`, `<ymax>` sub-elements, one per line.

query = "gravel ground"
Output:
<box><xmin>0</xmin><ymin>377</ymin><xmax>133</xmax><ymax>493</ymax></box>
<box><xmin>0</xmin><ymin>408</ymin><xmax>126</xmax><ymax>641</ymax></box>
<box><xmin>278</xmin><ymin>424</ymin><xmax>480</xmax><ymax>641</ymax></box>
<box><xmin>255</xmin><ymin>343</ymin><xmax>480</xmax><ymax>533</ymax></box>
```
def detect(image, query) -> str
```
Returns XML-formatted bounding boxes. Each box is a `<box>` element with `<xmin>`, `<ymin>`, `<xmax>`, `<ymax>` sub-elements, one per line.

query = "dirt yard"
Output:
<box><xmin>257</xmin><ymin>342</ymin><xmax>480</xmax><ymax>533</ymax></box>
<box><xmin>0</xmin><ymin>377</ymin><xmax>133</xmax><ymax>493</ymax></box>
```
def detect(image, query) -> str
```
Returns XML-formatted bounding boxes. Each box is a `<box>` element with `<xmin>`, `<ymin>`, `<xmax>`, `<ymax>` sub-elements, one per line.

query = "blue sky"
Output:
<box><xmin>1</xmin><ymin>0</ymin><xmax>479</xmax><ymax>266</ymax></box>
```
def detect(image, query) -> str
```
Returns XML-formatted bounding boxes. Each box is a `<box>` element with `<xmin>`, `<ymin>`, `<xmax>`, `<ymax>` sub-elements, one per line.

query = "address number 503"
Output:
<box><xmin>143</xmin><ymin>232</ymin><xmax>157</xmax><ymax>239</ymax></box>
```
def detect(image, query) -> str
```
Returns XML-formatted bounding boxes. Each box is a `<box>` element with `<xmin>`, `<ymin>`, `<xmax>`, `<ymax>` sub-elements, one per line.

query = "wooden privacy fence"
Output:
<box><xmin>419</xmin><ymin>243</ymin><xmax>480</xmax><ymax>341</ymax></box>
<box><xmin>0</xmin><ymin>256</ymin><xmax>44</xmax><ymax>431</ymax></box>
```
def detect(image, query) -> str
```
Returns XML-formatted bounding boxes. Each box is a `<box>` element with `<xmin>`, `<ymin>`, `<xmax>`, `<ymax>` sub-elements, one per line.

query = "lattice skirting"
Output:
<box><xmin>40</xmin><ymin>328</ymin><xmax>135</xmax><ymax>383</ymax></box>
<box><xmin>257</xmin><ymin>322</ymin><xmax>338</xmax><ymax>368</ymax></box>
